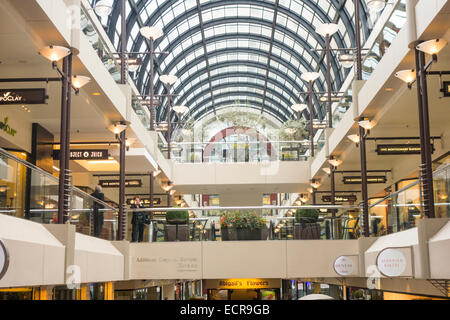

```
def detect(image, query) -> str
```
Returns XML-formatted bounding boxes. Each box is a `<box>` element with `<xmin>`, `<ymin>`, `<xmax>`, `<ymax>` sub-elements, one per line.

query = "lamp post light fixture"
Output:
<box><xmin>300</xmin><ymin>71</ymin><xmax>321</xmax><ymax>157</ymax></box>
<box><xmin>416</xmin><ymin>38</ymin><xmax>448</xmax><ymax>60</ymax></box>
<box><xmin>160</xmin><ymin>74</ymin><xmax>179</xmax><ymax>159</ymax></box>
<box><xmin>71</xmin><ymin>75</ymin><xmax>91</xmax><ymax>93</ymax></box>
<box><xmin>322</xmin><ymin>167</ymin><xmax>331</xmax><ymax>175</ymax></box>
<box><xmin>140</xmin><ymin>26</ymin><xmax>164</xmax><ymax>131</ymax></box>
<box><xmin>395</xmin><ymin>69</ymin><xmax>417</xmax><ymax>87</ymax></box>
<box><xmin>355</xmin><ymin>116</ymin><xmax>375</xmax><ymax>237</ymax></box>
<box><xmin>310</xmin><ymin>179</ymin><xmax>321</xmax><ymax>189</ymax></box>
<box><xmin>93</xmin><ymin>0</ymin><xmax>113</xmax><ymax>17</ymax></box>
<box><xmin>328</xmin><ymin>155</ymin><xmax>342</xmax><ymax>168</ymax></box>
<box><xmin>316</xmin><ymin>23</ymin><xmax>339</xmax><ymax>129</ymax></box>
<box><xmin>367</xmin><ymin>0</ymin><xmax>388</xmax><ymax>13</ymax></box>
<box><xmin>172</xmin><ymin>105</ymin><xmax>189</xmax><ymax>126</ymax></box>
<box><xmin>347</xmin><ymin>134</ymin><xmax>361</xmax><ymax>146</ymax></box>
<box><xmin>39</xmin><ymin>45</ymin><xmax>71</xmax><ymax>68</ymax></box>
<box><xmin>339</xmin><ymin>53</ymin><xmax>355</xmax><ymax>68</ymax></box>
<box><xmin>108</xmin><ymin>122</ymin><xmax>128</xmax><ymax>140</ymax></box>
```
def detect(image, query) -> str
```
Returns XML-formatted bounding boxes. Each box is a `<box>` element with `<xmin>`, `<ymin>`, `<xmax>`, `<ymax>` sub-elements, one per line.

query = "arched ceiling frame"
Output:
<box><xmin>92</xmin><ymin>0</ymin><xmax>373</xmax><ymax>126</ymax></box>
<box><xmin>163</xmin><ymin>76</ymin><xmax>296</xmax><ymax>123</ymax></box>
<box><xmin>137</xmin><ymin>16</ymin><xmax>346</xmax><ymax>98</ymax></box>
<box><xmin>182</xmin><ymin>90</ymin><xmax>291</xmax><ymax>123</ymax></box>
<box><xmin>162</xmin><ymin>65</ymin><xmax>321</xmax><ymax>123</ymax></box>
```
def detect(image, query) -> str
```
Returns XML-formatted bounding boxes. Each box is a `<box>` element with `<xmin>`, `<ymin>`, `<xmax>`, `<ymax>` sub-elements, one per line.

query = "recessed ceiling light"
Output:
<box><xmin>385</xmin><ymin>87</ymin><xmax>394</xmax><ymax>92</ymax></box>
<box><xmin>92</xmin><ymin>92</ymin><xmax>101</xmax><ymax>96</ymax></box>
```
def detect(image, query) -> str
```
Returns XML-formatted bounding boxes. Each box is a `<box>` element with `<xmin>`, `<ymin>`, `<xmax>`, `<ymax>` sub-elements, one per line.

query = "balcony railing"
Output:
<box><xmin>365</xmin><ymin>163</ymin><xmax>450</xmax><ymax>236</ymax></box>
<box><xmin>0</xmin><ymin>148</ymin><xmax>118</xmax><ymax>240</ymax></box>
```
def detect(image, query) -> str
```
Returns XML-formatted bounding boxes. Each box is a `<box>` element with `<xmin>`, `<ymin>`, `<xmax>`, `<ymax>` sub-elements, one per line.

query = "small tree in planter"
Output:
<box><xmin>294</xmin><ymin>208</ymin><xmax>321</xmax><ymax>239</ymax></box>
<box><xmin>165</xmin><ymin>210</ymin><xmax>190</xmax><ymax>241</ymax></box>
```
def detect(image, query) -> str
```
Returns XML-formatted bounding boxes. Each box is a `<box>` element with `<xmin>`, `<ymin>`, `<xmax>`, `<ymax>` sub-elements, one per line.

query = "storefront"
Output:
<box><xmin>206</xmin><ymin>279</ymin><xmax>281</xmax><ymax>300</ymax></box>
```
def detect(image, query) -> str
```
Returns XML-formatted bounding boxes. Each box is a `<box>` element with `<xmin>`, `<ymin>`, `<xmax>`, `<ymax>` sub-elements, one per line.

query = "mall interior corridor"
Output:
<box><xmin>0</xmin><ymin>0</ymin><xmax>449</xmax><ymax>305</ymax></box>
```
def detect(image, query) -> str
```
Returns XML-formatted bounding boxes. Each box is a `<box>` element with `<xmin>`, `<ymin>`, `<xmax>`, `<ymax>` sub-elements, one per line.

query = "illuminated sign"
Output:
<box><xmin>0</xmin><ymin>117</ymin><xmax>16</xmax><ymax>137</ymax></box>
<box><xmin>0</xmin><ymin>239</ymin><xmax>9</xmax><ymax>281</ymax></box>
<box><xmin>0</xmin><ymin>88</ymin><xmax>47</xmax><ymax>105</ymax></box>
<box><xmin>99</xmin><ymin>179</ymin><xmax>142</xmax><ymax>188</ymax></box>
<box><xmin>342</xmin><ymin>176</ymin><xmax>387</xmax><ymax>184</ymax></box>
<box><xmin>322</xmin><ymin>195</ymin><xmax>357</xmax><ymax>203</ymax></box>
<box><xmin>442</xmin><ymin>81</ymin><xmax>450</xmax><ymax>97</ymax></box>
<box><xmin>126</xmin><ymin>198</ymin><xmax>161</xmax><ymax>207</ymax></box>
<box><xmin>376</xmin><ymin>144</ymin><xmax>434</xmax><ymax>155</ymax></box>
<box><xmin>53</xmin><ymin>149</ymin><xmax>109</xmax><ymax>160</ymax></box>
<box><xmin>206</xmin><ymin>279</ymin><xmax>281</xmax><ymax>289</ymax></box>
<box><xmin>334</xmin><ymin>255</ymin><xmax>359</xmax><ymax>277</ymax></box>
<box><xmin>376</xmin><ymin>247</ymin><xmax>411</xmax><ymax>277</ymax></box>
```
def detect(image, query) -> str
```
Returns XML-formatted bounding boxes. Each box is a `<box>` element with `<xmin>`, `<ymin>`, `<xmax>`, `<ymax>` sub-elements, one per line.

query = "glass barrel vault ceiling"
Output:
<box><xmin>91</xmin><ymin>0</ymin><xmax>375</xmax><ymax>125</ymax></box>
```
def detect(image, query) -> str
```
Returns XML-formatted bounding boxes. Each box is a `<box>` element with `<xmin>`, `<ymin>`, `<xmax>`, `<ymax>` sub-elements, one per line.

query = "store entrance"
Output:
<box><xmin>206</xmin><ymin>279</ymin><xmax>281</xmax><ymax>300</ymax></box>
<box><xmin>208</xmin><ymin>288</ymin><xmax>279</xmax><ymax>300</ymax></box>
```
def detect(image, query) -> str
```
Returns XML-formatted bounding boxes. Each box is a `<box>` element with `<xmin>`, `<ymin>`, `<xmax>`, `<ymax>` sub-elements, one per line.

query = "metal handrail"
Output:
<box><xmin>124</xmin><ymin>204</ymin><xmax>358</xmax><ymax>212</ymax></box>
<box><xmin>0</xmin><ymin>147</ymin><xmax>117</xmax><ymax>212</ymax></box>
<box><xmin>368</xmin><ymin>163</ymin><xmax>450</xmax><ymax>209</ymax></box>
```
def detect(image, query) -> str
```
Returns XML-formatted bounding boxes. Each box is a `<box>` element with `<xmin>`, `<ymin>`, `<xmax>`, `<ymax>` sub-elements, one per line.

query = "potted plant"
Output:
<box><xmin>220</xmin><ymin>211</ymin><xmax>267</xmax><ymax>241</ymax></box>
<box><xmin>294</xmin><ymin>208</ymin><xmax>321</xmax><ymax>239</ymax></box>
<box><xmin>165</xmin><ymin>210</ymin><xmax>190</xmax><ymax>241</ymax></box>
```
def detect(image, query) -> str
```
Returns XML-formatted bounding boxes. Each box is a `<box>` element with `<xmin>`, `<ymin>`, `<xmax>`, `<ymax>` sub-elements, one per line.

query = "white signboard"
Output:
<box><xmin>333</xmin><ymin>255</ymin><xmax>358</xmax><ymax>276</ymax></box>
<box><xmin>376</xmin><ymin>248</ymin><xmax>408</xmax><ymax>277</ymax></box>
<box><xmin>0</xmin><ymin>239</ymin><xmax>9</xmax><ymax>280</ymax></box>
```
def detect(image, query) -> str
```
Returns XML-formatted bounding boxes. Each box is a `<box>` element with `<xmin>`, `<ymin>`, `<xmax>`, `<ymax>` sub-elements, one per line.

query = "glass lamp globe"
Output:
<box><xmin>316</xmin><ymin>23</ymin><xmax>339</xmax><ymax>37</ymax></box>
<box><xmin>395</xmin><ymin>69</ymin><xmax>416</xmax><ymax>84</ymax></box>
<box><xmin>140</xmin><ymin>26</ymin><xmax>164</xmax><ymax>40</ymax></box>
<box><xmin>291</xmin><ymin>104</ymin><xmax>307</xmax><ymax>113</ymax></box>
<box><xmin>72</xmin><ymin>75</ymin><xmax>91</xmax><ymax>89</ymax></box>
<box><xmin>39</xmin><ymin>45</ymin><xmax>71</xmax><ymax>62</ymax></box>
<box><xmin>301</xmin><ymin>72</ymin><xmax>320</xmax><ymax>82</ymax></box>
<box><xmin>367</xmin><ymin>0</ymin><xmax>387</xmax><ymax>13</ymax></box>
<box><xmin>160</xmin><ymin>74</ymin><xmax>178</xmax><ymax>86</ymax></box>
<box><xmin>94</xmin><ymin>0</ymin><xmax>113</xmax><ymax>17</ymax></box>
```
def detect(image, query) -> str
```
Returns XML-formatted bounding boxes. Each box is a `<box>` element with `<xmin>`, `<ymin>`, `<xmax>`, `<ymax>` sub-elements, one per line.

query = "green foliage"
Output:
<box><xmin>166</xmin><ymin>210</ymin><xmax>189</xmax><ymax>225</ymax></box>
<box><xmin>295</xmin><ymin>208</ymin><xmax>319</xmax><ymax>223</ymax></box>
<box><xmin>220</xmin><ymin>211</ymin><xmax>266</xmax><ymax>229</ymax></box>
<box><xmin>279</xmin><ymin>119</ymin><xmax>308</xmax><ymax>141</ymax></box>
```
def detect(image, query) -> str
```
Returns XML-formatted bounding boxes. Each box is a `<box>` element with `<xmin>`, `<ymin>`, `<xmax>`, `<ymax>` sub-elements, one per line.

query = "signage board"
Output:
<box><xmin>334</xmin><ymin>255</ymin><xmax>359</xmax><ymax>277</ymax></box>
<box><xmin>442</xmin><ymin>81</ymin><xmax>450</xmax><ymax>97</ymax></box>
<box><xmin>99</xmin><ymin>179</ymin><xmax>142</xmax><ymax>188</ymax></box>
<box><xmin>376</xmin><ymin>247</ymin><xmax>411</xmax><ymax>277</ymax></box>
<box><xmin>0</xmin><ymin>239</ymin><xmax>9</xmax><ymax>280</ymax></box>
<box><xmin>342</xmin><ymin>176</ymin><xmax>387</xmax><ymax>184</ymax></box>
<box><xmin>53</xmin><ymin>149</ymin><xmax>109</xmax><ymax>160</ymax></box>
<box><xmin>376</xmin><ymin>144</ymin><xmax>434</xmax><ymax>155</ymax></box>
<box><xmin>0</xmin><ymin>88</ymin><xmax>47</xmax><ymax>105</ymax></box>
<box><xmin>126</xmin><ymin>198</ymin><xmax>161</xmax><ymax>207</ymax></box>
<box><xmin>206</xmin><ymin>279</ymin><xmax>281</xmax><ymax>290</ymax></box>
<box><xmin>322</xmin><ymin>195</ymin><xmax>357</xmax><ymax>203</ymax></box>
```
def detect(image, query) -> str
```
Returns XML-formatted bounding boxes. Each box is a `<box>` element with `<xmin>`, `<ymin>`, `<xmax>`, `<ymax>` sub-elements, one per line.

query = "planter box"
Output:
<box><xmin>164</xmin><ymin>224</ymin><xmax>190</xmax><ymax>241</ymax></box>
<box><xmin>221</xmin><ymin>227</ymin><xmax>268</xmax><ymax>241</ymax></box>
<box><xmin>294</xmin><ymin>223</ymin><xmax>321</xmax><ymax>240</ymax></box>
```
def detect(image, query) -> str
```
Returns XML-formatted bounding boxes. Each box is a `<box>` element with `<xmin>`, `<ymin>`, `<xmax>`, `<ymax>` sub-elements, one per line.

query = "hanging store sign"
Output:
<box><xmin>322</xmin><ymin>195</ymin><xmax>357</xmax><ymax>203</ymax></box>
<box><xmin>99</xmin><ymin>179</ymin><xmax>142</xmax><ymax>188</ymax></box>
<box><xmin>0</xmin><ymin>239</ymin><xmax>10</xmax><ymax>281</ymax></box>
<box><xmin>206</xmin><ymin>279</ymin><xmax>281</xmax><ymax>290</ymax></box>
<box><xmin>375</xmin><ymin>144</ymin><xmax>434</xmax><ymax>155</ymax></box>
<box><xmin>376</xmin><ymin>247</ymin><xmax>411</xmax><ymax>277</ymax></box>
<box><xmin>342</xmin><ymin>176</ymin><xmax>387</xmax><ymax>184</ymax></box>
<box><xmin>442</xmin><ymin>81</ymin><xmax>450</xmax><ymax>97</ymax></box>
<box><xmin>126</xmin><ymin>197</ymin><xmax>161</xmax><ymax>207</ymax></box>
<box><xmin>333</xmin><ymin>255</ymin><xmax>359</xmax><ymax>277</ymax></box>
<box><xmin>0</xmin><ymin>88</ymin><xmax>47</xmax><ymax>105</ymax></box>
<box><xmin>53</xmin><ymin>149</ymin><xmax>109</xmax><ymax>160</ymax></box>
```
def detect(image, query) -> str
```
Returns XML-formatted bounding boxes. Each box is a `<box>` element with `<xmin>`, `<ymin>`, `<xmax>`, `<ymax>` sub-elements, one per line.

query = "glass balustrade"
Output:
<box><xmin>366</xmin><ymin>163</ymin><xmax>450</xmax><ymax>237</ymax></box>
<box><xmin>125</xmin><ymin>206</ymin><xmax>359</xmax><ymax>243</ymax></box>
<box><xmin>0</xmin><ymin>148</ymin><xmax>118</xmax><ymax>240</ymax></box>
<box><xmin>362</xmin><ymin>0</ymin><xmax>407</xmax><ymax>80</ymax></box>
<box><xmin>158</xmin><ymin>140</ymin><xmax>311</xmax><ymax>163</ymax></box>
